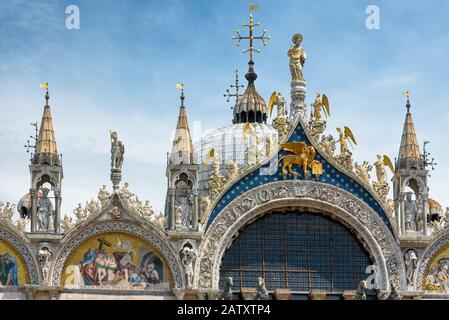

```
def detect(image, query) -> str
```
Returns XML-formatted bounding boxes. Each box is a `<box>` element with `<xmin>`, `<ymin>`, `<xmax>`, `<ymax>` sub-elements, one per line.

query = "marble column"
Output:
<box><xmin>30</xmin><ymin>188</ymin><xmax>37</xmax><ymax>232</ymax></box>
<box><xmin>54</xmin><ymin>190</ymin><xmax>61</xmax><ymax>233</ymax></box>
<box><xmin>192</xmin><ymin>192</ymin><xmax>199</xmax><ymax>232</ymax></box>
<box><xmin>169</xmin><ymin>189</ymin><xmax>175</xmax><ymax>230</ymax></box>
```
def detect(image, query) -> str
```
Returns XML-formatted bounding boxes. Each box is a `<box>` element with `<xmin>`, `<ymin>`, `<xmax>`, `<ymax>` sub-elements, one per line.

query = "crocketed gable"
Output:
<box><xmin>206</xmin><ymin>119</ymin><xmax>395</xmax><ymax>234</ymax></box>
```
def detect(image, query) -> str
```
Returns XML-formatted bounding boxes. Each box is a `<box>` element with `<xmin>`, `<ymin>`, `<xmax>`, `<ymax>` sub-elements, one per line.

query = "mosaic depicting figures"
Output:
<box><xmin>424</xmin><ymin>247</ymin><xmax>449</xmax><ymax>292</ymax></box>
<box><xmin>0</xmin><ymin>240</ymin><xmax>28</xmax><ymax>286</ymax></box>
<box><xmin>62</xmin><ymin>233</ymin><xmax>170</xmax><ymax>289</ymax></box>
<box><xmin>0</xmin><ymin>253</ymin><xmax>18</xmax><ymax>286</ymax></box>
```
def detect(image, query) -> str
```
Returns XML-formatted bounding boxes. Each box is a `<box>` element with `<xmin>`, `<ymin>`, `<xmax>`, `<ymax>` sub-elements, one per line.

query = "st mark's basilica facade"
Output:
<box><xmin>0</xmin><ymin>6</ymin><xmax>448</xmax><ymax>300</ymax></box>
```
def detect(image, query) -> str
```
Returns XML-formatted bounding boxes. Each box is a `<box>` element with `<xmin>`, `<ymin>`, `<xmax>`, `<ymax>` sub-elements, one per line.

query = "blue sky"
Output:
<box><xmin>0</xmin><ymin>0</ymin><xmax>448</xmax><ymax>217</ymax></box>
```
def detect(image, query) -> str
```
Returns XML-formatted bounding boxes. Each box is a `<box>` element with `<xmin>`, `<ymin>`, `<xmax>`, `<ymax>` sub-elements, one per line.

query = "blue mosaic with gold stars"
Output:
<box><xmin>206</xmin><ymin>122</ymin><xmax>394</xmax><ymax>234</ymax></box>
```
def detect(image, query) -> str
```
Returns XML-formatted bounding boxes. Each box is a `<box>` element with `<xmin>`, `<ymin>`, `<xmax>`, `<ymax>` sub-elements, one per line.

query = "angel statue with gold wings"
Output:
<box><xmin>268</xmin><ymin>92</ymin><xmax>290</xmax><ymax>140</ymax></box>
<box><xmin>336</xmin><ymin>127</ymin><xmax>357</xmax><ymax>155</ymax></box>
<box><xmin>312</xmin><ymin>93</ymin><xmax>330</xmax><ymax>123</ymax></box>
<box><xmin>374</xmin><ymin>155</ymin><xmax>395</xmax><ymax>184</ymax></box>
<box><xmin>268</xmin><ymin>92</ymin><xmax>288</xmax><ymax>119</ymax></box>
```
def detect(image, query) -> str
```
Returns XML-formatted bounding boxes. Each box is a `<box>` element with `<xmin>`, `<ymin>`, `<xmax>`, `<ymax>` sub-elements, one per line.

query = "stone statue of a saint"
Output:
<box><xmin>288</xmin><ymin>34</ymin><xmax>307</xmax><ymax>82</ymax></box>
<box><xmin>38</xmin><ymin>247</ymin><xmax>53</xmax><ymax>285</ymax></box>
<box><xmin>73</xmin><ymin>203</ymin><xmax>87</xmax><ymax>223</ymax></box>
<box><xmin>177</xmin><ymin>194</ymin><xmax>192</xmax><ymax>228</ymax></box>
<box><xmin>97</xmin><ymin>185</ymin><xmax>110</xmax><ymax>205</ymax></box>
<box><xmin>2</xmin><ymin>202</ymin><xmax>15</xmax><ymax>223</ymax></box>
<box><xmin>111</xmin><ymin>131</ymin><xmax>125</xmax><ymax>170</ymax></box>
<box><xmin>404</xmin><ymin>249</ymin><xmax>418</xmax><ymax>287</ymax></box>
<box><xmin>180</xmin><ymin>246</ymin><xmax>196</xmax><ymax>289</ymax></box>
<box><xmin>37</xmin><ymin>188</ymin><xmax>53</xmax><ymax>231</ymax></box>
<box><xmin>141</xmin><ymin>200</ymin><xmax>155</xmax><ymax>219</ymax></box>
<box><xmin>404</xmin><ymin>193</ymin><xmax>417</xmax><ymax>231</ymax></box>
<box><xmin>119</xmin><ymin>182</ymin><xmax>134</xmax><ymax>199</ymax></box>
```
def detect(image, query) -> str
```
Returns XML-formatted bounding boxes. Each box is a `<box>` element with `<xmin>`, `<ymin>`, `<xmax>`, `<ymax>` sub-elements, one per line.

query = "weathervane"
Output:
<box><xmin>422</xmin><ymin>140</ymin><xmax>437</xmax><ymax>173</ymax></box>
<box><xmin>176</xmin><ymin>83</ymin><xmax>185</xmax><ymax>106</ymax></box>
<box><xmin>232</xmin><ymin>3</ymin><xmax>271</xmax><ymax>61</ymax></box>
<box><xmin>24</xmin><ymin>122</ymin><xmax>38</xmax><ymax>157</ymax></box>
<box><xmin>223</xmin><ymin>69</ymin><xmax>244</xmax><ymax>107</ymax></box>
<box><xmin>403</xmin><ymin>90</ymin><xmax>411</xmax><ymax>113</ymax></box>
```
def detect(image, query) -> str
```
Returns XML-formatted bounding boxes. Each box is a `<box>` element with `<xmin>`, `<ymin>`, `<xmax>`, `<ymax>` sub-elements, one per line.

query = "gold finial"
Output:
<box><xmin>232</xmin><ymin>3</ymin><xmax>271</xmax><ymax>61</ymax></box>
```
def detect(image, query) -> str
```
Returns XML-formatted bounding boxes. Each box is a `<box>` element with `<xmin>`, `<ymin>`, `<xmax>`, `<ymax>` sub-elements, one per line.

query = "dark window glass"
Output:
<box><xmin>219</xmin><ymin>212</ymin><xmax>373</xmax><ymax>294</ymax></box>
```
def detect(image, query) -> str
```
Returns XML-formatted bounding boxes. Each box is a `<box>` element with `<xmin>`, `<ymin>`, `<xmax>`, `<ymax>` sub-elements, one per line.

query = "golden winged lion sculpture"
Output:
<box><xmin>278</xmin><ymin>142</ymin><xmax>322</xmax><ymax>179</ymax></box>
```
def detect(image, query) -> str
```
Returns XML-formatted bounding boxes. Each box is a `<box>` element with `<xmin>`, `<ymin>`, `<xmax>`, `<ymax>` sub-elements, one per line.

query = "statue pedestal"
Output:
<box><xmin>342</xmin><ymin>290</ymin><xmax>356</xmax><ymax>300</ymax></box>
<box><xmin>23</xmin><ymin>285</ymin><xmax>62</xmax><ymax>300</ymax></box>
<box><xmin>274</xmin><ymin>289</ymin><xmax>291</xmax><ymax>300</ymax></box>
<box><xmin>401</xmin><ymin>291</ymin><xmax>423</xmax><ymax>300</ymax></box>
<box><xmin>290</xmin><ymin>80</ymin><xmax>307</xmax><ymax>119</ymax></box>
<box><xmin>172</xmin><ymin>288</ymin><xmax>202</xmax><ymax>300</ymax></box>
<box><xmin>166</xmin><ymin>230</ymin><xmax>202</xmax><ymax>241</ymax></box>
<box><xmin>399</xmin><ymin>233</ymin><xmax>433</xmax><ymax>248</ymax></box>
<box><xmin>240</xmin><ymin>288</ymin><xmax>256</xmax><ymax>300</ymax></box>
<box><xmin>309</xmin><ymin>289</ymin><xmax>327</xmax><ymax>300</ymax></box>
<box><xmin>110</xmin><ymin>169</ymin><xmax>122</xmax><ymax>190</ymax></box>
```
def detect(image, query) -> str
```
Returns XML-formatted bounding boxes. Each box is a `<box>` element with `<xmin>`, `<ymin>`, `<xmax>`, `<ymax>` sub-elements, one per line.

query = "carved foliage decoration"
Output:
<box><xmin>196</xmin><ymin>181</ymin><xmax>404</xmax><ymax>292</ymax></box>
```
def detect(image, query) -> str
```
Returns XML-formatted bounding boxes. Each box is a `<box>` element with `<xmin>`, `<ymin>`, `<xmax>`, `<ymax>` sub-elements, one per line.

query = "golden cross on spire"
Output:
<box><xmin>232</xmin><ymin>3</ymin><xmax>271</xmax><ymax>61</ymax></box>
<box><xmin>223</xmin><ymin>69</ymin><xmax>244</xmax><ymax>105</ymax></box>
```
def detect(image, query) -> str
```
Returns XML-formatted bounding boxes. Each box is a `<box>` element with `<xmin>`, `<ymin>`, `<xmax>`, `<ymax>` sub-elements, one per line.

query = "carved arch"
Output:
<box><xmin>402</xmin><ymin>175</ymin><xmax>427</xmax><ymax>196</ymax></box>
<box><xmin>195</xmin><ymin>181</ymin><xmax>406</xmax><ymax>296</ymax></box>
<box><xmin>0</xmin><ymin>225</ymin><xmax>39</xmax><ymax>285</ymax></box>
<box><xmin>32</xmin><ymin>170</ymin><xmax>59</xmax><ymax>189</ymax></box>
<box><xmin>52</xmin><ymin>220</ymin><xmax>184</xmax><ymax>288</ymax></box>
<box><xmin>416</xmin><ymin>231</ymin><xmax>449</xmax><ymax>291</ymax></box>
<box><xmin>52</xmin><ymin>192</ymin><xmax>184</xmax><ymax>288</ymax></box>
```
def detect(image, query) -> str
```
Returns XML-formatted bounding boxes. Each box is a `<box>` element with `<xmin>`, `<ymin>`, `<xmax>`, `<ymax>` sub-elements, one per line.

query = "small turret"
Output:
<box><xmin>28</xmin><ymin>84</ymin><xmax>63</xmax><ymax>234</ymax></box>
<box><xmin>393</xmin><ymin>93</ymin><xmax>430</xmax><ymax>239</ymax></box>
<box><xmin>165</xmin><ymin>85</ymin><xmax>200</xmax><ymax>238</ymax></box>
<box><xmin>170</xmin><ymin>88</ymin><xmax>194</xmax><ymax>165</ymax></box>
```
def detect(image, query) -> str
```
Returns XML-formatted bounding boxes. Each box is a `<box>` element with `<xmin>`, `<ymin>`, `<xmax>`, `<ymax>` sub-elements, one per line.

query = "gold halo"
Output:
<box><xmin>292</xmin><ymin>33</ymin><xmax>303</xmax><ymax>45</ymax></box>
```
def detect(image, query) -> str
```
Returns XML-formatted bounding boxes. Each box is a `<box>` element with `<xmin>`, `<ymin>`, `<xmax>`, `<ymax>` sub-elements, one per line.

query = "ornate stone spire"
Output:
<box><xmin>34</xmin><ymin>86</ymin><xmax>60</xmax><ymax>166</ymax></box>
<box><xmin>170</xmin><ymin>84</ymin><xmax>194</xmax><ymax>165</ymax></box>
<box><xmin>397</xmin><ymin>95</ymin><xmax>423</xmax><ymax>170</ymax></box>
<box><xmin>393</xmin><ymin>92</ymin><xmax>430</xmax><ymax>238</ymax></box>
<box><xmin>28</xmin><ymin>83</ymin><xmax>63</xmax><ymax>234</ymax></box>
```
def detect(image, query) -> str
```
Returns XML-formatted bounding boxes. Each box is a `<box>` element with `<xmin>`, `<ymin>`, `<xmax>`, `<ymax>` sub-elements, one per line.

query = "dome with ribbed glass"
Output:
<box><xmin>194</xmin><ymin>122</ymin><xmax>278</xmax><ymax>195</ymax></box>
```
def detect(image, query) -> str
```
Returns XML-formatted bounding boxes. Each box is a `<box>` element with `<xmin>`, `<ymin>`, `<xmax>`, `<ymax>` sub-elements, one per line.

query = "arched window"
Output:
<box><xmin>219</xmin><ymin>211</ymin><xmax>374</xmax><ymax>298</ymax></box>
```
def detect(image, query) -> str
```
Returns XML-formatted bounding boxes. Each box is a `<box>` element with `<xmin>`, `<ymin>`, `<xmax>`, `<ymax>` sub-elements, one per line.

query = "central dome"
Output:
<box><xmin>233</xmin><ymin>61</ymin><xmax>268</xmax><ymax>124</ymax></box>
<box><xmin>194</xmin><ymin>122</ymin><xmax>278</xmax><ymax>196</ymax></box>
